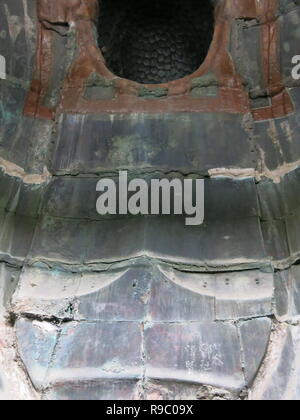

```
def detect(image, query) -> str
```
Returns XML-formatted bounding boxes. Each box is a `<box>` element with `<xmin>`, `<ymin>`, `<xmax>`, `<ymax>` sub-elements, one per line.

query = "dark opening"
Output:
<box><xmin>98</xmin><ymin>0</ymin><xmax>215</xmax><ymax>84</ymax></box>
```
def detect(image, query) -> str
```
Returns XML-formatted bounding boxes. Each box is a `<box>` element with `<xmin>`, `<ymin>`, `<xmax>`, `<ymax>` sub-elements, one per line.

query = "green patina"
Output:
<box><xmin>138</xmin><ymin>87</ymin><xmax>169</xmax><ymax>99</ymax></box>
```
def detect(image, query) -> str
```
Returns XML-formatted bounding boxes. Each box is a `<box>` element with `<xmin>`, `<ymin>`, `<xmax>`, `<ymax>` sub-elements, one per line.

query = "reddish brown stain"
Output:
<box><xmin>24</xmin><ymin>0</ymin><xmax>294</xmax><ymax>121</ymax></box>
<box><xmin>253</xmin><ymin>0</ymin><xmax>294</xmax><ymax>121</ymax></box>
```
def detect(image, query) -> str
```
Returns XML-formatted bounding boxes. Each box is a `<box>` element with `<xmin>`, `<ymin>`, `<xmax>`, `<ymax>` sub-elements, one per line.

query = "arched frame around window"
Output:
<box><xmin>24</xmin><ymin>0</ymin><xmax>293</xmax><ymax>121</ymax></box>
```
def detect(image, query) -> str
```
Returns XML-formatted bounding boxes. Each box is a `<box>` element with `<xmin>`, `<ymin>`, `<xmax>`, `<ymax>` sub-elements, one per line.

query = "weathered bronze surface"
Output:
<box><xmin>1</xmin><ymin>0</ymin><xmax>300</xmax><ymax>401</ymax></box>
<box><xmin>24</xmin><ymin>0</ymin><xmax>293</xmax><ymax>119</ymax></box>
